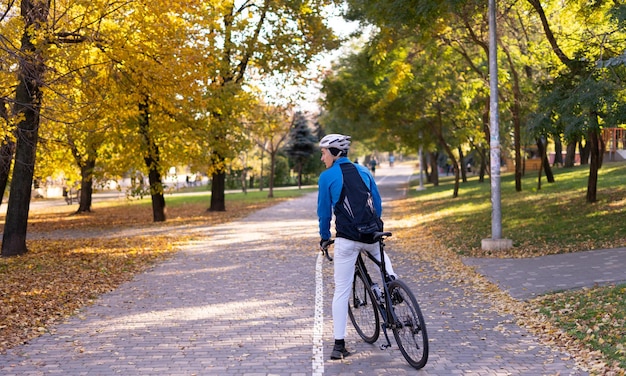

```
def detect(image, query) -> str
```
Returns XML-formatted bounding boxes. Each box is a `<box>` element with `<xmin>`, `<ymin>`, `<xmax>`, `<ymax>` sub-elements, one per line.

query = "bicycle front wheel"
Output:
<box><xmin>348</xmin><ymin>271</ymin><xmax>380</xmax><ymax>343</ymax></box>
<box><xmin>389</xmin><ymin>279</ymin><xmax>428</xmax><ymax>369</ymax></box>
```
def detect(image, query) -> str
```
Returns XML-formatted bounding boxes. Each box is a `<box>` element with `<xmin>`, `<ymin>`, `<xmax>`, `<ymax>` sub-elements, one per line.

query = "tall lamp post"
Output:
<box><xmin>481</xmin><ymin>0</ymin><xmax>512</xmax><ymax>251</ymax></box>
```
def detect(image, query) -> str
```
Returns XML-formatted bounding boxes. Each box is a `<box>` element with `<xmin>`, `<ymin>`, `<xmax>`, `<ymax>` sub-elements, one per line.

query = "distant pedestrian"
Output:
<box><xmin>368</xmin><ymin>157</ymin><xmax>377</xmax><ymax>176</ymax></box>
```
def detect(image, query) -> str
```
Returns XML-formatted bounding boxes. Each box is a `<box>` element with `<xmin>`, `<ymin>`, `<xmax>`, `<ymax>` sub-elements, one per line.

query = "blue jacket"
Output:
<box><xmin>317</xmin><ymin>157</ymin><xmax>382</xmax><ymax>240</ymax></box>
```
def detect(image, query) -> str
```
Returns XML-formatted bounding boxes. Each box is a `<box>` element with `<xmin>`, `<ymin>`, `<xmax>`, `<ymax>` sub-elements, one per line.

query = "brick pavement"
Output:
<box><xmin>0</xmin><ymin>164</ymin><xmax>596</xmax><ymax>375</ymax></box>
<box><xmin>1</xmin><ymin>196</ymin><xmax>321</xmax><ymax>376</ymax></box>
<box><xmin>463</xmin><ymin>248</ymin><xmax>626</xmax><ymax>300</ymax></box>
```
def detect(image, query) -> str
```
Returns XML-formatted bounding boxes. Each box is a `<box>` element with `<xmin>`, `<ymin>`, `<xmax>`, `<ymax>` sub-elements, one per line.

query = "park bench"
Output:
<box><xmin>62</xmin><ymin>187</ymin><xmax>80</xmax><ymax>204</ymax></box>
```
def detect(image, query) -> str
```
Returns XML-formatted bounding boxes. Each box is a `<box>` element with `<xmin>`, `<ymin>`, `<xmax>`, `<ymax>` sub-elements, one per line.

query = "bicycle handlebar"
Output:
<box><xmin>320</xmin><ymin>239</ymin><xmax>334</xmax><ymax>261</ymax></box>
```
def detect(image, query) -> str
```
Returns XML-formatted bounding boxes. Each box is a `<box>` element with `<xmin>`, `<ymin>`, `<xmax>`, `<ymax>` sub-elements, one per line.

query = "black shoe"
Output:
<box><xmin>330</xmin><ymin>345</ymin><xmax>351</xmax><ymax>360</ymax></box>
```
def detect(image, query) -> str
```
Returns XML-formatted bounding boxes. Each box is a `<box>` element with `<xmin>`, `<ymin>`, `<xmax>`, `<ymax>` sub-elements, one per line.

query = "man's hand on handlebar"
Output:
<box><xmin>319</xmin><ymin>239</ymin><xmax>334</xmax><ymax>261</ymax></box>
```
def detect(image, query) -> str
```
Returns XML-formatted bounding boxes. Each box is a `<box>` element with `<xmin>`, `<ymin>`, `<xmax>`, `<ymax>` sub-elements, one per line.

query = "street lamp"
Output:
<box><xmin>481</xmin><ymin>0</ymin><xmax>512</xmax><ymax>251</ymax></box>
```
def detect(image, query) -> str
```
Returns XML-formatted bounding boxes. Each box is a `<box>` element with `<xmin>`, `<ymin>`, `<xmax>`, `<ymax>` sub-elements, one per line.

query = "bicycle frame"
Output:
<box><xmin>354</xmin><ymin>232</ymin><xmax>399</xmax><ymax>349</ymax></box>
<box><xmin>322</xmin><ymin>232</ymin><xmax>429</xmax><ymax>369</ymax></box>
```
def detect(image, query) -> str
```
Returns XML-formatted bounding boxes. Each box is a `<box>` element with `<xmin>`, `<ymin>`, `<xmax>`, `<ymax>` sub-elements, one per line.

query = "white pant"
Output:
<box><xmin>332</xmin><ymin>237</ymin><xmax>396</xmax><ymax>340</ymax></box>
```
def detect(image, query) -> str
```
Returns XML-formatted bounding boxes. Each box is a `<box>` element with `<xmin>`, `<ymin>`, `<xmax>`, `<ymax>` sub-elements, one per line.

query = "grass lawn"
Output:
<box><xmin>407</xmin><ymin>161</ymin><xmax>626</xmax><ymax>257</ymax></box>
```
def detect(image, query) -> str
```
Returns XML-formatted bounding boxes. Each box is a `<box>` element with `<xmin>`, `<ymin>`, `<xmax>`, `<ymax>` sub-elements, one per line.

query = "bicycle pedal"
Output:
<box><xmin>380</xmin><ymin>343</ymin><xmax>391</xmax><ymax>350</ymax></box>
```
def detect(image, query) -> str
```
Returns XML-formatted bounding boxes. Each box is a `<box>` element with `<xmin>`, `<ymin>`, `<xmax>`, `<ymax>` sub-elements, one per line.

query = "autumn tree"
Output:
<box><xmin>76</xmin><ymin>1</ymin><xmax>212</xmax><ymax>221</ymax></box>
<box><xmin>248</xmin><ymin>102</ymin><xmax>292</xmax><ymax>198</ymax></box>
<box><xmin>198</xmin><ymin>0</ymin><xmax>340</xmax><ymax>211</ymax></box>
<box><xmin>0</xmin><ymin>98</ymin><xmax>15</xmax><ymax>205</ymax></box>
<box><xmin>1</xmin><ymin>0</ymin><xmax>50</xmax><ymax>256</ymax></box>
<box><xmin>0</xmin><ymin>0</ymin><xmax>212</xmax><ymax>257</ymax></box>
<box><xmin>0</xmin><ymin>4</ymin><xmax>22</xmax><ymax>206</ymax></box>
<box><xmin>35</xmin><ymin>52</ymin><xmax>120</xmax><ymax>214</ymax></box>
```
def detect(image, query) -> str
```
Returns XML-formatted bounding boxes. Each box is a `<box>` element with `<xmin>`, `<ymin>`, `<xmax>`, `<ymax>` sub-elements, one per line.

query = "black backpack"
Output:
<box><xmin>334</xmin><ymin>163</ymin><xmax>383</xmax><ymax>244</ymax></box>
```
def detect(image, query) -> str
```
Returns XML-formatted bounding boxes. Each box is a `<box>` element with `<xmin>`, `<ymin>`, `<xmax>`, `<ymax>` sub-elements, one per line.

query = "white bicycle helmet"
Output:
<box><xmin>319</xmin><ymin>134</ymin><xmax>351</xmax><ymax>156</ymax></box>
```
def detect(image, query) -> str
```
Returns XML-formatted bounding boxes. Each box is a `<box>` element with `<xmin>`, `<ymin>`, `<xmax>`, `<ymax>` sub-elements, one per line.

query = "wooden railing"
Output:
<box><xmin>602</xmin><ymin>128</ymin><xmax>626</xmax><ymax>152</ymax></box>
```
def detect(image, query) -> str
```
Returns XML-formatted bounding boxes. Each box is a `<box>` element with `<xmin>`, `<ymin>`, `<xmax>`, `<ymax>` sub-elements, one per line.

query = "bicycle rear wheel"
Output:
<box><xmin>389</xmin><ymin>279</ymin><xmax>428</xmax><ymax>369</ymax></box>
<box><xmin>348</xmin><ymin>271</ymin><xmax>380</xmax><ymax>343</ymax></box>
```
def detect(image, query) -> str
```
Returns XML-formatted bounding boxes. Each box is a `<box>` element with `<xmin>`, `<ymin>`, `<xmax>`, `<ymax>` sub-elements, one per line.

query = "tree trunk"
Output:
<box><xmin>70</xmin><ymin>137</ymin><xmax>97</xmax><ymax>213</ymax></box>
<box><xmin>240</xmin><ymin>170</ymin><xmax>247</xmax><ymax>194</ymax></box>
<box><xmin>579</xmin><ymin>140</ymin><xmax>589</xmax><ymax>165</ymax></box>
<box><xmin>564</xmin><ymin>140</ymin><xmax>576</xmax><ymax>167</ymax></box>
<box><xmin>586</xmin><ymin>140</ymin><xmax>599</xmax><ymax>203</ymax></box>
<box><xmin>458</xmin><ymin>146</ymin><xmax>467</xmax><ymax>183</ymax></box>
<box><xmin>0</xmin><ymin>99</ymin><xmax>15</xmax><ymax>204</ymax></box>
<box><xmin>423</xmin><ymin>151</ymin><xmax>431</xmax><ymax>183</ymax></box>
<box><xmin>297</xmin><ymin>162</ymin><xmax>303</xmax><ymax>189</ymax></box>
<box><xmin>543</xmin><ymin>149</ymin><xmax>555</xmax><ymax>184</ymax></box>
<box><xmin>537</xmin><ymin>137</ymin><xmax>555</xmax><ymax>184</ymax></box>
<box><xmin>209</xmin><ymin>170</ymin><xmax>226</xmax><ymax>211</ymax></box>
<box><xmin>597</xmin><ymin>132</ymin><xmax>605</xmax><ymax>170</ymax></box>
<box><xmin>240</xmin><ymin>154</ymin><xmax>248</xmax><ymax>194</ymax></box>
<box><xmin>586</xmin><ymin>116</ymin><xmax>602</xmax><ymax>203</ymax></box>
<box><xmin>259</xmin><ymin>148</ymin><xmax>264</xmax><ymax>191</ymax></box>
<box><xmin>147</xmin><ymin>166</ymin><xmax>166</xmax><ymax>221</ymax></box>
<box><xmin>77</xmin><ymin>159</ymin><xmax>95</xmax><ymax>213</ymax></box>
<box><xmin>433</xmin><ymin>109</ymin><xmax>459</xmax><ymax>198</ymax></box>
<box><xmin>268</xmin><ymin>152</ymin><xmax>276</xmax><ymax>198</ymax></box>
<box><xmin>446</xmin><ymin>151</ymin><xmax>459</xmax><ymax>198</ymax></box>
<box><xmin>2</xmin><ymin>0</ymin><xmax>49</xmax><ymax>257</ymax></box>
<box><xmin>537</xmin><ymin>149</ymin><xmax>543</xmax><ymax>191</ymax></box>
<box><xmin>478</xmin><ymin>147</ymin><xmax>487</xmax><ymax>183</ymax></box>
<box><xmin>553</xmin><ymin>136</ymin><xmax>563</xmax><ymax>166</ymax></box>
<box><xmin>429</xmin><ymin>151</ymin><xmax>439</xmax><ymax>186</ymax></box>
<box><xmin>138</xmin><ymin>99</ymin><xmax>166</xmax><ymax>222</ymax></box>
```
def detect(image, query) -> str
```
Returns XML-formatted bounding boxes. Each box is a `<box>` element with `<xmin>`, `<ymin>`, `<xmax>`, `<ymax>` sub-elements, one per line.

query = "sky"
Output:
<box><xmin>294</xmin><ymin>14</ymin><xmax>363</xmax><ymax>113</ymax></box>
<box><xmin>254</xmin><ymin>8</ymin><xmax>365</xmax><ymax>114</ymax></box>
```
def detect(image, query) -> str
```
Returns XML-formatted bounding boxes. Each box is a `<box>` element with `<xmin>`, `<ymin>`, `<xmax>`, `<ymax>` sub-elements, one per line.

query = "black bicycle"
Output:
<box><xmin>321</xmin><ymin>232</ymin><xmax>429</xmax><ymax>369</ymax></box>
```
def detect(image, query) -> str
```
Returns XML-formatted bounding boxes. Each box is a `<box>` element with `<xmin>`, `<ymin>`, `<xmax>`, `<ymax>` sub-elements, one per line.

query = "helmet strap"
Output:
<box><xmin>328</xmin><ymin>147</ymin><xmax>343</xmax><ymax>157</ymax></box>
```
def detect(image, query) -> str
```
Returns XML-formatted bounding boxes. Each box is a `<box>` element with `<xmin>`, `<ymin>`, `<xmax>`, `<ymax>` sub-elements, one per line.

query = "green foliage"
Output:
<box><xmin>343</xmin><ymin>0</ymin><xmax>452</xmax><ymax>33</ymax></box>
<box><xmin>609</xmin><ymin>4</ymin><xmax>626</xmax><ymax>29</ymax></box>
<box><xmin>323</xmin><ymin>0</ymin><xmax>626</xmax><ymax>204</ymax></box>
<box><xmin>321</xmin><ymin>30</ymin><xmax>488</xmax><ymax>158</ymax></box>
<box><xmin>271</xmin><ymin>155</ymin><xmax>292</xmax><ymax>186</ymax></box>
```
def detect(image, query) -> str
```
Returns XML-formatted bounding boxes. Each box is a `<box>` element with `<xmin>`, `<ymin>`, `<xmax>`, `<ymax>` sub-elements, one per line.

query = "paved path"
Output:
<box><xmin>464</xmin><ymin>248</ymin><xmax>626</xmax><ymax>300</ymax></box>
<box><xmin>0</xmin><ymin>163</ymin><xmax>608</xmax><ymax>375</ymax></box>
